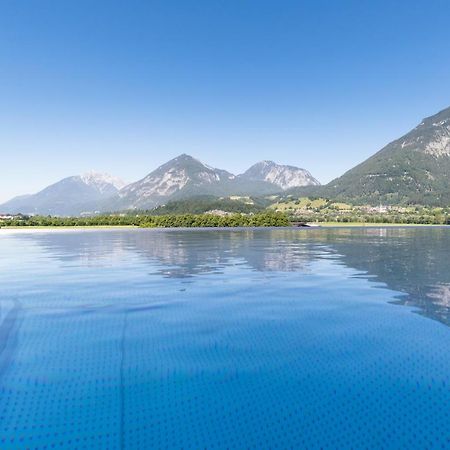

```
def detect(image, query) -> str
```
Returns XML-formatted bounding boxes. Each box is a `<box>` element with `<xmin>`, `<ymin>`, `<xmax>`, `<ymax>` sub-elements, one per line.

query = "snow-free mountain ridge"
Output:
<box><xmin>315</xmin><ymin>105</ymin><xmax>450</xmax><ymax>205</ymax></box>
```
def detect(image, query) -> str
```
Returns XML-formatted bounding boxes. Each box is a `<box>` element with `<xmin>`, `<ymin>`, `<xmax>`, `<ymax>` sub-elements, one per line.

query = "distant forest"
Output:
<box><xmin>2</xmin><ymin>195</ymin><xmax>450</xmax><ymax>227</ymax></box>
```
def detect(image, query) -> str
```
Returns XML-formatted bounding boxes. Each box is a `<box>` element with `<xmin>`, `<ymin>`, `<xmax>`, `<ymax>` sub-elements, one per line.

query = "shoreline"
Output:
<box><xmin>0</xmin><ymin>225</ymin><xmax>139</xmax><ymax>232</ymax></box>
<box><xmin>1</xmin><ymin>223</ymin><xmax>448</xmax><ymax>232</ymax></box>
<box><xmin>308</xmin><ymin>222</ymin><xmax>447</xmax><ymax>227</ymax></box>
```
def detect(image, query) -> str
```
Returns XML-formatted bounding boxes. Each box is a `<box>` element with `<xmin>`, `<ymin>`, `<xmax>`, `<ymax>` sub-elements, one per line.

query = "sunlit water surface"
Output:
<box><xmin>1</xmin><ymin>227</ymin><xmax>450</xmax><ymax>449</ymax></box>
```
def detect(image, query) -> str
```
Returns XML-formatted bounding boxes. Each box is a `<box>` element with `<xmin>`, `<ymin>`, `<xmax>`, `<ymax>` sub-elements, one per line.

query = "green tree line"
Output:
<box><xmin>140</xmin><ymin>212</ymin><xmax>290</xmax><ymax>228</ymax></box>
<box><xmin>1</xmin><ymin>212</ymin><xmax>290</xmax><ymax>228</ymax></box>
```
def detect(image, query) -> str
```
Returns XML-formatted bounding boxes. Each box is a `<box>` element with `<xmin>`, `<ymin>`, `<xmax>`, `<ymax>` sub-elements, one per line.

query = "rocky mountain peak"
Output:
<box><xmin>0</xmin><ymin>153</ymin><xmax>321</xmax><ymax>214</ymax></box>
<box><xmin>80</xmin><ymin>171</ymin><xmax>126</xmax><ymax>191</ymax></box>
<box><xmin>399</xmin><ymin>106</ymin><xmax>450</xmax><ymax>158</ymax></box>
<box><xmin>323</xmin><ymin>104</ymin><xmax>450</xmax><ymax>205</ymax></box>
<box><xmin>117</xmin><ymin>154</ymin><xmax>236</xmax><ymax>208</ymax></box>
<box><xmin>241</xmin><ymin>160</ymin><xmax>320</xmax><ymax>190</ymax></box>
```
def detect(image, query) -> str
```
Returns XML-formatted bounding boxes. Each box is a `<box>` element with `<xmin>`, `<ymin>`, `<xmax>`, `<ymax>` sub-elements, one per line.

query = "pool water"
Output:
<box><xmin>0</xmin><ymin>227</ymin><xmax>449</xmax><ymax>449</ymax></box>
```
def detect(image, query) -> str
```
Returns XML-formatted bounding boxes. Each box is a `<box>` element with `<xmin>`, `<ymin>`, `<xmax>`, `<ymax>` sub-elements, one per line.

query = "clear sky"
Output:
<box><xmin>1</xmin><ymin>0</ymin><xmax>450</xmax><ymax>202</ymax></box>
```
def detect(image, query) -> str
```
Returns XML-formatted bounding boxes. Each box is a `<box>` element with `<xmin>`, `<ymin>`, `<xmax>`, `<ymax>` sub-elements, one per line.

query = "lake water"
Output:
<box><xmin>0</xmin><ymin>227</ymin><xmax>449</xmax><ymax>449</ymax></box>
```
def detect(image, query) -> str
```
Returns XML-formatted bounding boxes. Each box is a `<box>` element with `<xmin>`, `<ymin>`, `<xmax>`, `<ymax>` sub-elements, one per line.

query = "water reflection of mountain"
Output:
<box><xmin>129</xmin><ymin>229</ymin><xmax>330</xmax><ymax>276</ymax></box>
<box><xmin>19</xmin><ymin>229</ymin><xmax>324</xmax><ymax>276</ymax></box>
<box><xmin>296</xmin><ymin>227</ymin><xmax>450</xmax><ymax>327</ymax></box>
<box><xmin>17</xmin><ymin>227</ymin><xmax>450</xmax><ymax>327</ymax></box>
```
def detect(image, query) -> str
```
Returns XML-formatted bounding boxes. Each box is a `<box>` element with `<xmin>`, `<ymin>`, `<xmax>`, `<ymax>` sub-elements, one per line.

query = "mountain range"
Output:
<box><xmin>0</xmin><ymin>156</ymin><xmax>319</xmax><ymax>216</ymax></box>
<box><xmin>0</xmin><ymin>172</ymin><xmax>126</xmax><ymax>216</ymax></box>
<box><xmin>2</xmin><ymin>104</ymin><xmax>450</xmax><ymax>215</ymax></box>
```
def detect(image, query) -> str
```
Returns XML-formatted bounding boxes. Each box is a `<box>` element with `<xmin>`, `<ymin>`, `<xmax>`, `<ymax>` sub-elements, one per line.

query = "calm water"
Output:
<box><xmin>1</xmin><ymin>227</ymin><xmax>450</xmax><ymax>449</ymax></box>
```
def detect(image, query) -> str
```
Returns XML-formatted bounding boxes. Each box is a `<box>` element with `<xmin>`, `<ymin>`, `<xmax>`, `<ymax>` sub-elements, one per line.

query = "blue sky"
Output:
<box><xmin>1</xmin><ymin>0</ymin><xmax>450</xmax><ymax>202</ymax></box>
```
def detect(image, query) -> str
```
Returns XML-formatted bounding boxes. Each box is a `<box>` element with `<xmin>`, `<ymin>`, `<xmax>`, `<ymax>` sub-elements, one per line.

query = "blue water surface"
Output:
<box><xmin>0</xmin><ymin>227</ymin><xmax>449</xmax><ymax>449</ymax></box>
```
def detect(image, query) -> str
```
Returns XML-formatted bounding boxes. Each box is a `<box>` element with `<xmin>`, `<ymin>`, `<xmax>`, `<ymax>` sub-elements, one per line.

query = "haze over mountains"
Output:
<box><xmin>0</xmin><ymin>156</ymin><xmax>319</xmax><ymax>216</ymax></box>
<box><xmin>2</xmin><ymin>105</ymin><xmax>450</xmax><ymax>216</ymax></box>
<box><xmin>0</xmin><ymin>172</ymin><xmax>126</xmax><ymax>216</ymax></box>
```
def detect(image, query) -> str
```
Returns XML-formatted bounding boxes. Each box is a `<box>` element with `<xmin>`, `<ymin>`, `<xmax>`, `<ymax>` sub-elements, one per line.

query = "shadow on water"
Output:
<box><xmin>13</xmin><ymin>226</ymin><xmax>450</xmax><ymax>327</ymax></box>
